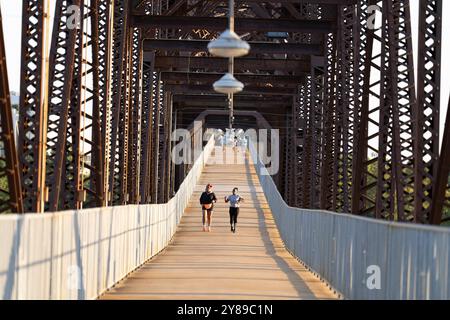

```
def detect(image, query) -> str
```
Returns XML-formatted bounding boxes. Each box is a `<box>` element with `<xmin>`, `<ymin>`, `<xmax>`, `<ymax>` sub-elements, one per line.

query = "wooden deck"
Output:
<box><xmin>99</xmin><ymin>149</ymin><xmax>338</xmax><ymax>300</ymax></box>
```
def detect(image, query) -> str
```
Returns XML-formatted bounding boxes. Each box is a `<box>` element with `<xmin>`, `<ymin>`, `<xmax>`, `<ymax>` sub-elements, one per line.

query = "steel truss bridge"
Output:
<box><xmin>0</xmin><ymin>0</ymin><xmax>449</xmax><ymax>300</ymax></box>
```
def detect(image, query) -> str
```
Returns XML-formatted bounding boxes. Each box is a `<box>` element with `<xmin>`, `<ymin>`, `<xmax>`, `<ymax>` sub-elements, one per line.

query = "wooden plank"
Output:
<box><xmin>99</xmin><ymin>149</ymin><xmax>338</xmax><ymax>300</ymax></box>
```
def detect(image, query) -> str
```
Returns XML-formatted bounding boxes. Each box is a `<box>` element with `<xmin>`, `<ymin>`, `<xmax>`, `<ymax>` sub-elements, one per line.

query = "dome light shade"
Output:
<box><xmin>213</xmin><ymin>73</ymin><xmax>244</xmax><ymax>94</ymax></box>
<box><xmin>207</xmin><ymin>29</ymin><xmax>250</xmax><ymax>58</ymax></box>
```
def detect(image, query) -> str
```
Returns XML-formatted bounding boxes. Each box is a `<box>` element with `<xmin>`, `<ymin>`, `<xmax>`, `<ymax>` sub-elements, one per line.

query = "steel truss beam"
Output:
<box><xmin>154</xmin><ymin>56</ymin><xmax>310</xmax><ymax>73</ymax></box>
<box><xmin>139</xmin><ymin>53</ymin><xmax>155</xmax><ymax>204</ymax></box>
<box><xmin>132</xmin><ymin>15</ymin><xmax>335</xmax><ymax>33</ymax></box>
<box><xmin>108</xmin><ymin>0</ymin><xmax>130</xmax><ymax>206</ymax></box>
<box><xmin>161</xmin><ymin>72</ymin><xmax>304</xmax><ymax>86</ymax></box>
<box><xmin>430</xmin><ymin>96</ymin><xmax>449</xmax><ymax>224</ymax></box>
<box><xmin>0</xmin><ymin>0</ymin><xmax>446</xmax><ymax>228</ymax></box>
<box><xmin>46</xmin><ymin>0</ymin><xmax>81</xmax><ymax>212</ymax></box>
<box><xmin>165</xmin><ymin>84</ymin><xmax>295</xmax><ymax>96</ymax></box>
<box><xmin>18</xmin><ymin>0</ymin><xmax>48</xmax><ymax>213</ymax></box>
<box><xmin>320</xmin><ymin>32</ymin><xmax>337</xmax><ymax>211</ymax></box>
<box><xmin>143</xmin><ymin>39</ymin><xmax>322</xmax><ymax>56</ymax></box>
<box><xmin>376</xmin><ymin>0</ymin><xmax>416</xmax><ymax>221</ymax></box>
<box><xmin>414</xmin><ymin>0</ymin><xmax>443</xmax><ymax>223</ymax></box>
<box><xmin>0</xmin><ymin>8</ymin><xmax>23</xmax><ymax>213</ymax></box>
<box><xmin>351</xmin><ymin>0</ymin><xmax>380</xmax><ymax>217</ymax></box>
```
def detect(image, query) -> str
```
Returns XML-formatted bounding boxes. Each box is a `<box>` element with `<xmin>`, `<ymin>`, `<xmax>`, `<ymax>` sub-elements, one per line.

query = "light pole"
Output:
<box><xmin>208</xmin><ymin>0</ymin><xmax>250</xmax><ymax>130</ymax></box>
<box><xmin>228</xmin><ymin>56</ymin><xmax>234</xmax><ymax>129</ymax></box>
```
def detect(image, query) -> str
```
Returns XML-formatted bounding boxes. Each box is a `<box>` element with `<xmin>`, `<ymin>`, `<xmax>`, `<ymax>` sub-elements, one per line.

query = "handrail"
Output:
<box><xmin>0</xmin><ymin>135</ymin><xmax>215</xmax><ymax>299</ymax></box>
<box><xmin>249</xmin><ymin>140</ymin><xmax>450</xmax><ymax>300</ymax></box>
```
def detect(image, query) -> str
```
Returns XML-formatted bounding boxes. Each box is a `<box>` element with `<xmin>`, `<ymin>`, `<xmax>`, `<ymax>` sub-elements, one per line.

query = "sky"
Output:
<box><xmin>1</xmin><ymin>0</ymin><xmax>449</xmax><ymax>146</ymax></box>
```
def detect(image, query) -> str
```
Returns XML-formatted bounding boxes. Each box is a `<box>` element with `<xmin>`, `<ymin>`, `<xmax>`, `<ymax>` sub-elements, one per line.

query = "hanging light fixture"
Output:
<box><xmin>213</xmin><ymin>73</ymin><xmax>244</xmax><ymax>94</ymax></box>
<box><xmin>207</xmin><ymin>0</ymin><xmax>250</xmax><ymax>58</ymax></box>
<box><xmin>207</xmin><ymin>29</ymin><xmax>250</xmax><ymax>58</ymax></box>
<box><xmin>208</xmin><ymin>0</ymin><xmax>250</xmax><ymax>129</ymax></box>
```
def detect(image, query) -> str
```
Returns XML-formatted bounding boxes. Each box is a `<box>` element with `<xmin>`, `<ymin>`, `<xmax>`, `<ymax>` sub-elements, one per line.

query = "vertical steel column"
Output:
<box><xmin>47</xmin><ymin>0</ymin><xmax>81</xmax><ymax>212</ymax></box>
<box><xmin>414</xmin><ymin>0</ymin><xmax>442</xmax><ymax>223</ymax></box>
<box><xmin>87</xmin><ymin>0</ymin><xmax>110</xmax><ymax>208</ymax></box>
<box><xmin>0</xmin><ymin>8</ymin><xmax>23</xmax><ymax>213</ymax></box>
<box><xmin>335</xmin><ymin>4</ymin><xmax>357</xmax><ymax>213</ymax></box>
<box><xmin>108</xmin><ymin>0</ymin><xmax>129</xmax><ymax>206</ymax></box>
<box><xmin>139</xmin><ymin>52</ymin><xmax>155</xmax><ymax>204</ymax></box>
<box><xmin>352</xmin><ymin>0</ymin><xmax>379</xmax><ymax>216</ymax></box>
<box><xmin>120</xmin><ymin>31</ymin><xmax>132</xmax><ymax>204</ymax></box>
<box><xmin>18</xmin><ymin>0</ymin><xmax>48</xmax><ymax>213</ymax></box>
<box><xmin>310</xmin><ymin>56</ymin><xmax>325</xmax><ymax>209</ymax></box>
<box><xmin>292</xmin><ymin>88</ymin><xmax>305</xmax><ymax>208</ymax></box>
<box><xmin>430</xmin><ymin>96</ymin><xmax>449</xmax><ymax>224</ymax></box>
<box><xmin>158</xmin><ymin>89</ymin><xmax>170</xmax><ymax>203</ymax></box>
<box><xmin>300</xmin><ymin>80</ymin><xmax>312</xmax><ymax>208</ymax></box>
<box><xmin>151</xmin><ymin>73</ymin><xmax>161</xmax><ymax>203</ymax></box>
<box><xmin>283</xmin><ymin>111</ymin><xmax>294</xmax><ymax>205</ymax></box>
<box><xmin>62</xmin><ymin>1</ymin><xmax>85</xmax><ymax>209</ymax></box>
<box><xmin>165</xmin><ymin>92</ymin><xmax>173</xmax><ymax>201</ymax></box>
<box><xmin>376</xmin><ymin>0</ymin><xmax>417</xmax><ymax>221</ymax></box>
<box><xmin>320</xmin><ymin>32</ymin><xmax>337</xmax><ymax>211</ymax></box>
<box><xmin>98</xmin><ymin>0</ymin><xmax>112</xmax><ymax>206</ymax></box>
<box><xmin>128</xmin><ymin>28</ymin><xmax>142</xmax><ymax>204</ymax></box>
<box><xmin>291</xmin><ymin>90</ymin><xmax>301</xmax><ymax>207</ymax></box>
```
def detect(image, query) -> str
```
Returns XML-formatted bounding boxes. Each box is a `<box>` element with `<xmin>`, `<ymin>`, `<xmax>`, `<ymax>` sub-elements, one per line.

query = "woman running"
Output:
<box><xmin>225</xmin><ymin>187</ymin><xmax>244</xmax><ymax>233</ymax></box>
<box><xmin>199</xmin><ymin>183</ymin><xmax>217</xmax><ymax>232</ymax></box>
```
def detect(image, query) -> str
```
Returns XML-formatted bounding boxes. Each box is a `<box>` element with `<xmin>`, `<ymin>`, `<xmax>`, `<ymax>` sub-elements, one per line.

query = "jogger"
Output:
<box><xmin>199</xmin><ymin>183</ymin><xmax>217</xmax><ymax>232</ymax></box>
<box><xmin>225</xmin><ymin>187</ymin><xmax>244</xmax><ymax>233</ymax></box>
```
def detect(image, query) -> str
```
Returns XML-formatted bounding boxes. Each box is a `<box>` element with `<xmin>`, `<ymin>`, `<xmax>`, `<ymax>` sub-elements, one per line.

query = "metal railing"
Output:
<box><xmin>249</xmin><ymin>141</ymin><xmax>450</xmax><ymax>300</ymax></box>
<box><xmin>0</xmin><ymin>136</ymin><xmax>215</xmax><ymax>300</ymax></box>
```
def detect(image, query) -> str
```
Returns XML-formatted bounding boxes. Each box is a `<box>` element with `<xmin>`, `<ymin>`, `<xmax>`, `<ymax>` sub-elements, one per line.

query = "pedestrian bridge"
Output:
<box><xmin>1</xmin><ymin>137</ymin><xmax>449</xmax><ymax>300</ymax></box>
<box><xmin>100</xmin><ymin>148</ymin><xmax>337</xmax><ymax>300</ymax></box>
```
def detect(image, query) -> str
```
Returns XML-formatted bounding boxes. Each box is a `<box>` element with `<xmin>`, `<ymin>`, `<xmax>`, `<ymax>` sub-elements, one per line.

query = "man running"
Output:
<box><xmin>225</xmin><ymin>187</ymin><xmax>244</xmax><ymax>233</ymax></box>
<box><xmin>199</xmin><ymin>184</ymin><xmax>217</xmax><ymax>232</ymax></box>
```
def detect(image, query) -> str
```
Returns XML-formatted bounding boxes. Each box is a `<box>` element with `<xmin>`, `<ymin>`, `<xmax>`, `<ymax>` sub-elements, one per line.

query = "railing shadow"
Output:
<box><xmin>3</xmin><ymin>217</ymin><xmax>23</xmax><ymax>299</ymax></box>
<box><xmin>244</xmin><ymin>155</ymin><xmax>318</xmax><ymax>299</ymax></box>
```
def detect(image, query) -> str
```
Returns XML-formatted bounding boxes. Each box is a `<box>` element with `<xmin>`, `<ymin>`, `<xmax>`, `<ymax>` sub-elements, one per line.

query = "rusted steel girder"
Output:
<box><xmin>139</xmin><ymin>52</ymin><xmax>155</xmax><ymax>204</ymax></box>
<box><xmin>430</xmin><ymin>96</ymin><xmax>449</xmax><ymax>224</ymax></box>
<box><xmin>143</xmin><ymin>39</ymin><xmax>322</xmax><ymax>56</ymax></box>
<box><xmin>151</xmin><ymin>73</ymin><xmax>161</xmax><ymax>203</ymax></box>
<box><xmin>375</xmin><ymin>0</ymin><xmax>416</xmax><ymax>221</ymax></box>
<box><xmin>127</xmin><ymin>28</ymin><xmax>143</xmax><ymax>204</ymax></box>
<box><xmin>161</xmin><ymin>72</ymin><xmax>305</xmax><ymax>87</ymax></box>
<box><xmin>414</xmin><ymin>0</ymin><xmax>443</xmax><ymax>223</ymax></box>
<box><xmin>0</xmin><ymin>8</ymin><xmax>23</xmax><ymax>213</ymax></box>
<box><xmin>154</xmin><ymin>56</ymin><xmax>310</xmax><ymax>73</ymax></box>
<box><xmin>18</xmin><ymin>0</ymin><xmax>48</xmax><ymax>213</ymax></box>
<box><xmin>334</xmin><ymin>3</ymin><xmax>357</xmax><ymax>213</ymax></box>
<box><xmin>351</xmin><ymin>0</ymin><xmax>379</xmax><ymax>217</ymax></box>
<box><xmin>132</xmin><ymin>15</ymin><xmax>335</xmax><ymax>33</ymax></box>
<box><xmin>44</xmin><ymin>0</ymin><xmax>109</xmax><ymax>211</ymax></box>
<box><xmin>320</xmin><ymin>32</ymin><xmax>337</xmax><ymax>211</ymax></box>
<box><xmin>46</xmin><ymin>0</ymin><xmax>81</xmax><ymax>212</ymax></box>
<box><xmin>109</xmin><ymin>0</ymin><xmax>130</xmax><ymax>206</ymax></box>
<box><xmin>309</xmin><ymin>56</ymin><xmax>325</xmax><ymax>209</ymax></box>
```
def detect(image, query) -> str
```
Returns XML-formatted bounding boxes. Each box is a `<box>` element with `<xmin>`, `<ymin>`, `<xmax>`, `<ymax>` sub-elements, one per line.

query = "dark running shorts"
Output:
<box><xmin>202</xmin><ymin>205</ymin><xmax>214</xmax><ymax>212</ymax></box>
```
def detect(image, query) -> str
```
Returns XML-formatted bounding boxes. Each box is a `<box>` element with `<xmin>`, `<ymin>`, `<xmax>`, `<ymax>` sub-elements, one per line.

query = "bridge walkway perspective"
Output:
<box><xmin>100</xmin><ymin>149</ymin><xmax>338</xmax><ymax>300</ymax></box>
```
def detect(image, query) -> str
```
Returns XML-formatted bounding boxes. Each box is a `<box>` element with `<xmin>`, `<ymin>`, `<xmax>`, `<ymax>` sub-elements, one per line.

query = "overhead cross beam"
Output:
<box><xmin>164</xmin><ymin>84</ymin><xmax>296</xmax><ymax>96</ymax></box>
<box><xmin>132</xmin><ymin>16</ymin><xmax>335</xmax><ymax>33</ymax></box>
<box><xmin>154</xmin><ymin>56</ymin><xmax>310</xmax><ymax>73</ymax></box>
<box><xmin>144</xmin><ymin>39</ymin><xmax>322</xmax><ymax>56</ymax></box>
<box><xmin>161</xmin><ymin>72</ymin><xmax>304</xmax><ymax>86</ymax></box>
